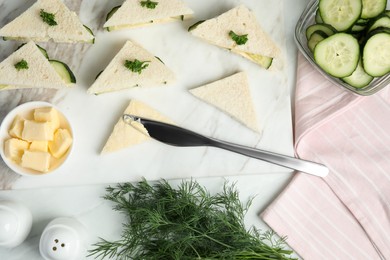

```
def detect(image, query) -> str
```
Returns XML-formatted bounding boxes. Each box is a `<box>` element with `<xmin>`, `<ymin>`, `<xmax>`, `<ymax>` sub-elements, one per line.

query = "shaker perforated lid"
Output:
<box><xmin>39</xmin><ymin>217</ymin><xmax>88</xmax><ymax>260</ymax></box>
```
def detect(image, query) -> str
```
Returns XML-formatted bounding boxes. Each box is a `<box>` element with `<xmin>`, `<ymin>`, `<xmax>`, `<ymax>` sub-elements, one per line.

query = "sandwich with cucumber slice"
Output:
<box><xmin>0</xmin><ymin>41</ymin><xmax>75</xmax><ymax>90</ymax></box>
<box><xmin>104</xmin><ymin>0</ymin><xmax>193</xmax><ymax>31</ymax></box>
<box><xmin>0</xmin><ymin>0</ymin><xmax>94</xmax><ymax>43</ymax></box>
<box><xmin>307</xmin><ymin>0</ymin><xmax>390</xmax><ymax>89</ymax></box>
<box><xmin>189</xmin><ymin>5</ymin><xmax>279</xmax><ymax>70</ymax></box>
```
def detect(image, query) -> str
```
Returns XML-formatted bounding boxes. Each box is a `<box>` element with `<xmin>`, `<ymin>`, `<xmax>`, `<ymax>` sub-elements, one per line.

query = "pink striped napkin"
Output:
<box><xmin>261</xmin><ymin>53</ymin><xmax>390</xmax><ymax>259</ymax></box>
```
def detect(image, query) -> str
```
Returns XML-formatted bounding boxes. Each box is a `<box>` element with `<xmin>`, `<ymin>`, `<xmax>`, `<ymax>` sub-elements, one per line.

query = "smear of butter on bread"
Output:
<box><xmin>102</xmin><ymin>100</ymin><xmax>173</xmax><ymax>153</ymax></box>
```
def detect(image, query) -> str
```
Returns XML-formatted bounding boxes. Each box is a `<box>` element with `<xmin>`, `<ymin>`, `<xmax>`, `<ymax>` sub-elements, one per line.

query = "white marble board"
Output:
<box><xmin>0</xmin><ymin>0</ymin><xmax>295</xmax><ymax>190</ymax></box>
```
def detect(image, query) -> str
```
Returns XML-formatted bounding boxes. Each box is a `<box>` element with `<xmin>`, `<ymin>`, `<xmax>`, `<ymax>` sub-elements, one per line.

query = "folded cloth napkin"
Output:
<box><xmin>261</xmin><ymin>53</ymin><xmax>390</xmax><ymax>259</ymax></box>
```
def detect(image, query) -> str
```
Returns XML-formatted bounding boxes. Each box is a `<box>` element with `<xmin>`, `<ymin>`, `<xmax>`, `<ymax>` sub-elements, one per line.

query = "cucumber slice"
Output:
<box><xmin>356</xmin><ymin>18</ymin><xmax>369</xmax><ymax>25</ymax></box>
<box><xmin>315</xmin><ymin>9</ymin><xmax>324</xmax><ymax>23</ymax></box>
<box><xmin>83</xmin><ymin>25</ymin><xmax>95</xmax><ymax>44</ymax></box>
<box><xmin>95</xmin><ymin>70</ymin><xmax>103</xmax><ymax>80</ymax></box>
<box><xmin>306</xmin><ymin>23</ymin><xmax>335</xmax><ymax>39</ymax></box>
<box><xmin>342</xmin><ymin>59</ymin><xmax>373</xmax><ymax>88</ymax></box>
<box><xmin>188</xmin><ymin>20</ymin><xmax>205</xmax><ymax>32</ymax></box>
<box><xmin>36</xmin><ymin>45</ymin><xmax>49</xmax><ymax>59</ymax></box>
<box><xmin>154</xmin><ymin>56</ymin><xmax>165</xmax><ymax>64</ymax></box>
<box><xmin>16</xmin><ymin>43</ymin><xmax>49</xmax><ymax>59</ymax></box>
<box><xmin>367</xmin><ymin>15</ymin><xmax>390</xmax><ymax>32</ymax></box>
<box><xmin>49</xmin><ymin>60</ymin><xmax>76</xmax><ymax>84</ymax></box>
<box><xmin>361</xmin><ymin>0</ymin><xmax>387</xmax><ymax>19</ymax></box>
<box><xmin>245</xmin><ymin>53</ymin><xmax>273</xmax><ymax>69</ymax></box>
<box><xmin>314</xmin><ymin>33</ymin><xmax>360</xmax><ymax>78</ymax></box>
<box><xmin>308</xmin><ymin>30</ymin><xmax>328</xmax><ymax>52</ymax></box>
<box><xmin>319</xmin><ymin>0</ymin><xmax>362</xmax><ymax>31</ymax></box>
<box><xmin>106</xmin><ymin>5</ymin><xmax>121</xmax><ymax>31</ymax></box>
<box><xmin>351</xmin><ymin>24</ymin><xmax>367</xmax><ymax>32</ymax></box>
<box><xmin>106</xmin><ymin>5</ymin><xmax>121</xmax><ymax>21</ymax></box>
<box><xmin>232</xmin><ymin>49</ymin><xmax>273</xmax><ymax>69</ymax></box>
<box><xmin>362</xmin><ymin>32</ymin><xmax>390</xmax><ymax>76</ymax></box>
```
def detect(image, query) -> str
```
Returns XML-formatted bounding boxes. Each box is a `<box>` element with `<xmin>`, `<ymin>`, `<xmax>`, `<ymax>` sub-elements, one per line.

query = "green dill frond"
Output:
<box><xmin>140</xmin><ymin>0</ymin><xmax>159</xmax><ymax>9</ymax></box>
<box><xmin>89</xmin><ymin>179</ymin><xmax>296</xmax><ymax>260</ymax></box>
<box><xmin>40</xmin><ymin>9</ymin><xmax>57</xmax><ymax>26</ymax></box>
<box><xmin>229</xmin><ymin>30</ymin><xmax>248</xmax><ymax>45</ymax></box>
<box><xmin>124</xmin><ymin>59</ymin><xmax>150</xmax><ymax>74</ymax></box>
<box><xmin>14</xmin><ymin>59</ymin><xmax>29</xmax><ymax>71</ymax></box>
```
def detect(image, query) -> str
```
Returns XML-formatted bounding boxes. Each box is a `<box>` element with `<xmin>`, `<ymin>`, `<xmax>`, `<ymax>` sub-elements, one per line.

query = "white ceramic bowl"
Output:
<box><xmin>0</xmin><ymin>200</ymin><xmax>32</xmax><ymax>248</ymax></box>
<box><xmin>39</xmin><ymin>217</ymin><xmax>88</xmax><ymax>260</ymax></box>
<box><xmin>0</xmin><ymin>101</ymin><xmax>73</xmax><ymax>176</ymax></box>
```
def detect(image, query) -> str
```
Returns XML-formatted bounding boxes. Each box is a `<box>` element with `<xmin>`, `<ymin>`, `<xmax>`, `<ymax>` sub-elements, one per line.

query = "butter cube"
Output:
<box><xmin>8</xmin><ymin>115</ymin><xmax>25</xmax><ymax>139</ymax></box>
<box><xmin>34</xmin><ymin>107</ymin><xmax>60</xmax><ymax>130</ymax></box>
<box><xmin>4</xmin><ymin>138</ymin><xmax>29</xmax><ymax>162</ymax></box>
<box><xmin>48</xmin><ymin>128</ymin><xmax>72</xmax><ymax>159</ymax></box>
<box><xmin>21</xmin><ymin>150</ymin><xmax>51</xmax><ymax>172</ymax></box>
<box><xmin>29</xmin><ymin>140</ymin><xmax>48</xmax><ymax>152</ymax></box>
<box><xmin>22</xmin><ymin>120</ymin><xmax>54</xmax><ymax>141</ymax></box>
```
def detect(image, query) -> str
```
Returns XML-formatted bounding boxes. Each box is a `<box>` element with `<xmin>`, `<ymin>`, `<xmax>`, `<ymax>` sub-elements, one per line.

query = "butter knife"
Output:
<box><xmin>123</xmin><ymin>114</ymin><xmax>329</xmax><ymax>177</ymax></box>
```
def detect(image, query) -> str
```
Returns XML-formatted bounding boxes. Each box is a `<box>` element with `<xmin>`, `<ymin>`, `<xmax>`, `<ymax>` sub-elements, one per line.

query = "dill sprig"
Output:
<box><xmin>88</xmin><ymin>179</ymin><xmax>295</xmax><ymax>260</ymax></box>
<box><xmin>140</xmin><ymin>0</ymin><xmax>159</xmax><ymax>9</ymax></box>
<box><xmin>40</xmin><ymin>9</ymin><xmax>57</xmax><ymax>26</ymax></box>
<box><xmin>229</xmin><ymin>30</ymin><xmax>248</xmax><ymax>45</ymax></box>
<box><xmin>124</xmin><ymin>59</ymin><xmax>150</xmax><ymax>74</ymax></box>
<box><xmin>14</xmin><ymin>59</ymin><xmax>29</xmax><ymax>71</ymax></box>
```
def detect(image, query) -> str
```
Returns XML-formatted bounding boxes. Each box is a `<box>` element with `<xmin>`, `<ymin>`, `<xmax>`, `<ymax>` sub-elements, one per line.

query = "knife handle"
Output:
<box><xmin>211</xmin><ymin>139</ymin><xmax>329</xmax><ymax>177</ymax></box>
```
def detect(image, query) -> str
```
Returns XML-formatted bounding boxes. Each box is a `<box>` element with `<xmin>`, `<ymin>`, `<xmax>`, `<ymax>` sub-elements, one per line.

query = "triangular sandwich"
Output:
<box><xmin>189</xmin><ymin>5</ymin><xmax>279</xmax><ymax>69</ymax></box>
<box><xmin>0</xmin><ymin>0</ymin><xmax>94</xmax><ymax>43</ymax></box>
<box><xmin>104</xmin><ymin>0</ymin><xmax>193</xmax><ymax>31</ymax></box>
<box><xmin>189</xmin><ymin>72</ymin><xmax>259</xmax><ymax>132</ymax></box>
<box><xmin>0</xmin><ymin>41</ymin><xmax>74</xmax><ymax>90</ymax></box>
<box><xmin>87</xmin><ymin>40</ymin><xmax>175</xmax><ymax>95</ymax></box>
<box><xmin>102</xmin><ymin>100</ymin><xmax>173</xmax><ymax>153</ymax></box>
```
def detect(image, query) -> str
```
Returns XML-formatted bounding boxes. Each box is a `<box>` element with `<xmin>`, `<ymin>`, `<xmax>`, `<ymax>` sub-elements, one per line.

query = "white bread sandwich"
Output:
<box><xmin>104</xmin><ymin>0</ymin><xmax>193</xmax><ymax>31</ymax></box>
<box><xmin>189</xmin><ymin>5</ymin><xmax>279</xmax><ymax>69</ymax></box>
<box><xmin>102</xmin><ymin>100</ymin><xmax>173</xmax><ymax>153</ymax></box>
<box><xmin>0</xmin><ymin>41</ymin><xmax>75</xmax><ymax>91</ymax></box>
<box><xmin>0</xmin><ymin>0</ymin><xmax>94</xmax><ymax>43</ymax></box>
<box><xmin>87</xmin><ymin>40</ymin><xmax>175</xmax><ymax>95</ymax></box>
<box><xmin>189</xmin><ymin>72</ymin><xmax>259</xmax><ymax>132</ymax></box>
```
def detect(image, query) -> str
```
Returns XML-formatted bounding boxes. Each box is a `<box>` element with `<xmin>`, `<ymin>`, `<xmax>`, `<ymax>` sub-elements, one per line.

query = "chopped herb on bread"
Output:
<box><xmin>0</xmin><ymin>0</ymin><xmax>94</xmax><ymax>43</ymax></box>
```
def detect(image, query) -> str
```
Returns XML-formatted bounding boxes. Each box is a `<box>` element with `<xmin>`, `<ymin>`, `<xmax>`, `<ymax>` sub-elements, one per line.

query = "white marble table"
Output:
<box><xmin>0</xmin><ymin>0</ymin><xmax>308</xmax><ymax>258</ymax></box>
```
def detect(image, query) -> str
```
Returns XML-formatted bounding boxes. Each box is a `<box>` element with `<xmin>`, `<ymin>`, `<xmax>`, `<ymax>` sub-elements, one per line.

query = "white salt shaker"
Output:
<box><xmin>39</xmin><ymin>217</ymin><xmax>88</xmax><ymax>260</ymax></box>
<box><xmin>0</xmin><ymin>200</ymin><xmax>33</xmax><ymax>248</ymax></box>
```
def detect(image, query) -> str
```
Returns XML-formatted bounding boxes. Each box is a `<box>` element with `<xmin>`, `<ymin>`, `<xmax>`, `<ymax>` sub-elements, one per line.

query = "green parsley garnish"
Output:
<box><xmin>40</xmin><ymin>9</ymin><xmax>57</xmax><ymax>26</ymax></box>
<box><xmin>140</xmin><ymin>0</ymin><xmax>159</xmax><ymax>9</ymax></box>
<box><xmin>88</xmin><ymin>179</ymin><xmax>295</xmax><ymax>260</ymax></box>
<box><xmin>229</xmin><ymin>30</ymin><xmax>248</xmax><ymax>45</ymax></box>
<box><xmin>14</xmin><ymin>59</ymin><xmax>29</xmax><ymax>71</ymax></box>
<box><xmin>124</xmin><ymin>59</ymin><xmax>150</xmax><ymax>74</ymax></box>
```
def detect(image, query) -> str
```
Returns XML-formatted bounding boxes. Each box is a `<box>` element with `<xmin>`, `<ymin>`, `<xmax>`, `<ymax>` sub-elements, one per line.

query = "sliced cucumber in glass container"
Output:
<box><xmin>314</xmin><ymin>33</ymin><xmax>360</xmax><ymax>78</ymax></box>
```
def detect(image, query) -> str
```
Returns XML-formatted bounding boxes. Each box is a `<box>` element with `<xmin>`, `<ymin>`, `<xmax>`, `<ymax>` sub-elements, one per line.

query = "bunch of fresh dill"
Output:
<box><xmin>88</xmin><ymin>179</ymin><xmax>295</xmax><ymax>260</ymax></box>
